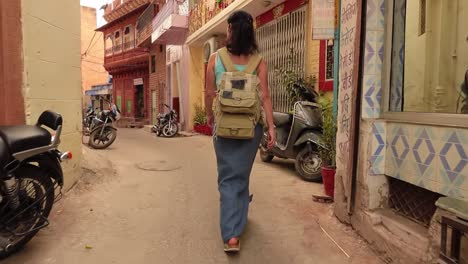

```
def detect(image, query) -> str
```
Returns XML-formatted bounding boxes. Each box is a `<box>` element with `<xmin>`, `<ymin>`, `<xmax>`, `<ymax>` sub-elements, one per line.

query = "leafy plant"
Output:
<box><xmin>193</xmin><ymin>103</ymin><xmax>207</xmax><ymax>126</ymax></box>
<box><xmin>275</xmin><ymin>48</ymin><xmax>317</xmax><ymax>108</ymax></box>
<box><xmin>317</xmin><ymin>94</ymin><xmax>336</xmax><ymax>167</ymax></box>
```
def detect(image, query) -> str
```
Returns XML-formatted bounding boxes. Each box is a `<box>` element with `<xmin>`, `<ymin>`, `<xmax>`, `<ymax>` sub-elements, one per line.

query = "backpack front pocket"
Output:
<box><xmin>216</xmin><ymin>113</ymin><xmax>255</xmax><ymax>139</ymax></box>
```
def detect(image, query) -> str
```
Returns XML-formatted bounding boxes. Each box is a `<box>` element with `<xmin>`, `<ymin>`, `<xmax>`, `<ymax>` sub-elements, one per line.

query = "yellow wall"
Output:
<box><xmin>22</xmin><ymin>0</ymin><xmax>82</xmax><ymax>190</ymax></box>
<box><xmin>404</xmin><ymin>0</ymin><xmax>428</xmax><ymax>112</ymax></box>
<box><xmin>171</xmin><ymin>63</ymin><xmax>180</xmax><ymax>98</ymax></box>
<box><xmin>188</xmin><ymin>46</ymin><xmax>204</xmax><ymax>129</ymax></box>
<box><xmin>81</xmin><ymin>6</ymin><xmax>108</xmax><ymax>94</ymax></box>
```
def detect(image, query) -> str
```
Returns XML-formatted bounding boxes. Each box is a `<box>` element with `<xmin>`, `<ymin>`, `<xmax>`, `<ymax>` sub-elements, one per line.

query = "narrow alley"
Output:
<box><xmin>3</xmin><ymin>129</ymin><xmax>381</xmax><ymax>264</ymax></box>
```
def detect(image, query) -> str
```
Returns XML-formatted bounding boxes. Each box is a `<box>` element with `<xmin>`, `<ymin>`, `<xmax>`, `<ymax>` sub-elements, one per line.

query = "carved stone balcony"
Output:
<box><xmin>104</xmin><ymin>0</ymin><xmax>151</xmax><ymax>24</ymax></box>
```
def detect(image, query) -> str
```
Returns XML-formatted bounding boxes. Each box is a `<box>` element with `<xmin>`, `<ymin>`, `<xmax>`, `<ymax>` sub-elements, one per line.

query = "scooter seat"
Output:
<box><xmin>0</xmin><ymin>126</ymin><xmax>51</xmax><ymax>154</ymax></box>
<box><xmin>273</xmin><ymin>112</ymin><xmax>292</xmax><ymax>127</ymax></box>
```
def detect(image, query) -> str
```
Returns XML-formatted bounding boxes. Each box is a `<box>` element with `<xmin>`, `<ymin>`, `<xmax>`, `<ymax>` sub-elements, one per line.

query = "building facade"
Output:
<box><xmin>97</xmin><ymin>0</ymin><xmax>153</xmax><ymax>127</ymax></box>
<box><xmin>0</xmin><ymin>0</ymin><xmax>83</xmax><ymax>190</ymax></box>
<box><xmin>137</xmin><ymin>0</ymin><xmax>190</xmax><ymax>129</ymax></box>
<box><xmin>186</xmin><ymin>0</ymin><xmax>333</xmax><ymax>130</ymax></box>
<box><xmin>135</xmin><ymin>0</ymin><xmax>171</xmax><ymax>126</ymax></box>
<box><xmin>81</xmin><ymin>5</ymin><xmax>109</xmax><ymax>103</ymax></box>
<box><xmin>333</xmin><ymin>0</ymin><xmax>468</xmax><ymax>262</ymax></box>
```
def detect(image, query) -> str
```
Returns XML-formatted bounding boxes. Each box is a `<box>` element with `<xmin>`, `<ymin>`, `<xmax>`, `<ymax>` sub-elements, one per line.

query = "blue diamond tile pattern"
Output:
<box><xmin>370</xmin><ymin>122</ymin><xmax>386</xmax><ymax>175</ymax></box>
<box><xmin>412</xmin><ymin>129</ymin><xmax>436</xmax><ymax>175</ymax></box>
<box><xmin>390</xmin><ymin>128</ymin><xmax>410</xmax><ymax>167</ymax></box>
<box><xmin>440</xmin><ymin>133</ymin><xmax>468</xmax><ymax>182</ymax></box>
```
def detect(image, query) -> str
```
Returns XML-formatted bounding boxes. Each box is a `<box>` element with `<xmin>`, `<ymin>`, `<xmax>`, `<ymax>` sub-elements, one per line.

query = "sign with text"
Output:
<box><xmin>133</xmin><ymin>78</ymin><xmax>143</xmax><ymax>86</ymax></box>
<box><xmin>312</xmin><ymin>0</ymin><xmax>336</xmax><ymax>40</ymax></box>
<box><xmin>336</xmin><ymin>0</ymin><xmax>362</xmax><ymax>211</ymax></box>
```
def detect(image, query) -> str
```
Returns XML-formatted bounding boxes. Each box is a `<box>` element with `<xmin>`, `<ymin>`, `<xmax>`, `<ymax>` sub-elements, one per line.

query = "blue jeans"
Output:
<box><xmin>213</xmin><ymin>125</ymin><xmax>263</xmax><ymax>243</ymax></box>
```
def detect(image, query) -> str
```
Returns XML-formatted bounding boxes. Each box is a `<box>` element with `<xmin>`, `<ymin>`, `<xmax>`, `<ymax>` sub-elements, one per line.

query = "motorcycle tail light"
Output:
<box><xmin>60</xmin><ymin>151</ymin><xmax>73</xmax><ymax>160</ymax></box>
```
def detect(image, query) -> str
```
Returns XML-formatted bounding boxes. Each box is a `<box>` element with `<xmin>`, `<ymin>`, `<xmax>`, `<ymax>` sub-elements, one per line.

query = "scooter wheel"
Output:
<box><xmin>260</xmin><ymin>147</ymin><xmax>274</xmax><ymax>162</ymax></box>
<box><xmin>295</xmin><ymin>148</ymin><xmax>322</xmax><ymax>182</ymax></box>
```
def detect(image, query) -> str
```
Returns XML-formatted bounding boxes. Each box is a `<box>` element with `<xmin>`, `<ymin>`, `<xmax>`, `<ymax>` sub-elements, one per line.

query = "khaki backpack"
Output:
<box><xmin>213</xmin><ymin>47</ymin><xmax>263</xmax><ymax>139</ymax></box>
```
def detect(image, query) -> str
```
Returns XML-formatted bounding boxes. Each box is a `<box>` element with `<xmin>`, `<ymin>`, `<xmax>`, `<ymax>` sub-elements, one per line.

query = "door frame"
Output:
<box><xmin>0</xmin><ymin>1</ymin><xmax>25</xmax><ymax>125</ymax></box>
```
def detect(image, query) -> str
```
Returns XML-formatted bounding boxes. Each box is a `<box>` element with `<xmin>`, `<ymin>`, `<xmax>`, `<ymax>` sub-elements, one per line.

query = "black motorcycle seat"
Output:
<box><xmin>0</xmin><ymin>137</ymin><xmax>9</xmax><ymax>168</ymax></box>
<box><xmin>0</xmin><ymin>125</ymin><xmax>51</xmax><ymax>154</ymax></box>
<box><xmin>273</xmin><ymin>112</ymin><xmax>292</xmax><ymax>127</ymax></box>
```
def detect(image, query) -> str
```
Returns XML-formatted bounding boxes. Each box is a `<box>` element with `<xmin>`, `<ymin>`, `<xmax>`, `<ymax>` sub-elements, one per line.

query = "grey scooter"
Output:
<box><xmin>260</xmin><ymin>98</ymin><xmax>325</xmax><ymax>182</ymax></box>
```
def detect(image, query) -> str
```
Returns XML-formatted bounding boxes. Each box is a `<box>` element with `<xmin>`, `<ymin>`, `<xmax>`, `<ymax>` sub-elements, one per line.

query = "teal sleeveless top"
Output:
<box><xmin>215</xmin><ymin>53</ymin><xmax>255</xmax><ymax>88</ymax></box>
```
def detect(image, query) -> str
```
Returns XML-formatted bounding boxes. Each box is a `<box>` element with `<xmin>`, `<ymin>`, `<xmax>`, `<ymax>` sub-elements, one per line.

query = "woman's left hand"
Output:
<box><xmin>267</xmin><ymin>127</ymin><xmax>275</xmax><ymax>150</ymax></box>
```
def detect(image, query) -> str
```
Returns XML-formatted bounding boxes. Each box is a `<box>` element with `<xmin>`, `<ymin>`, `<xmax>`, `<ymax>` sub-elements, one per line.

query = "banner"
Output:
<box><xmin>335</xmin><ymin>0</ymin><xmax>362</xmax><ymax>211</ymax></box>
<box><xmin>312</xmin><ymin>0</ymin><xmax>336</xmax><ymax>40</ymax></box>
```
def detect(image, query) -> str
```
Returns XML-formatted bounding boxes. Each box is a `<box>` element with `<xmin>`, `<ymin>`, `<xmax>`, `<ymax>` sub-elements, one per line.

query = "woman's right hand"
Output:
<box><xmin>267</xmin><ymin>126</ymin><xmax>275</xmax><ymax>150</ymax></box>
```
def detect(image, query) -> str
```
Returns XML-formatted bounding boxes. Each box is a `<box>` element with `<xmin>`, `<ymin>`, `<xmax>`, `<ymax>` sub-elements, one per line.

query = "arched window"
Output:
<box><xmin>114</xmin><ymin>30</ymin><xmax>122</xmax><ymax>53</ymax></box>
<box><xmin>105</xmin><ymin>35</ymin><xmax>114</xmax><ymax>56</ymax></box>
<box><xmin>123</xmin><ymin>25</ymin><xmax>134</xmax><ymax>50</ymax></box>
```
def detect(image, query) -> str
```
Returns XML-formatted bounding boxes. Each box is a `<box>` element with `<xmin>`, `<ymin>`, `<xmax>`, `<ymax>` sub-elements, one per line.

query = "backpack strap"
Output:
<box><xmin>243</xmin><ymin>53</ymin><xmax>262</xmax><ymax>74</ymax></box>
<box><xmin>218</xmin><ymin>47</ymin><xmax>237</xmax><ymax>72</ymax></box>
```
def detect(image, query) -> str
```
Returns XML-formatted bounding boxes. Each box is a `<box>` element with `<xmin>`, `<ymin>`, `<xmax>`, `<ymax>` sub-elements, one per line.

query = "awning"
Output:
<box><xmin>85</xmin><ymin>84</ymin><xmax>113</xmax><ymax>96</ymax></box>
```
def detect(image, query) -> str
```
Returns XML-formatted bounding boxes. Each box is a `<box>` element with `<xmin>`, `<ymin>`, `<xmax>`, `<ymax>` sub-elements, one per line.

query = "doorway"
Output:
<box><xmin>135</xmin><ymin>84</ymin><xmax>144</xmax><ymax>119</ymax></box>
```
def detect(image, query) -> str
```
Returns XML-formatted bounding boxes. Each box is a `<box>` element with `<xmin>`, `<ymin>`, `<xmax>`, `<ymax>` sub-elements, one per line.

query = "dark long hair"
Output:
<box><xmin>227</xmin><ymin>11</ymin><xmax>259</xmax><ymax>56</ymax></box>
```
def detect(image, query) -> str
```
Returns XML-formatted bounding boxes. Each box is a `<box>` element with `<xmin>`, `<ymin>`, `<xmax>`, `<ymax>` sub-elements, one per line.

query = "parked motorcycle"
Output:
<box><xmin>83</xmin><ymin>102</ymin><xmax>121</xmax><ymax>149</ymax></box>
<box><xmin>260</xmin><ymin>83</ymin><xmax>325</xmax><ymax>182</ymax></box>
<box><xmin>83</xmin><ymin>105</ymin><xmax>98</xmax><ymax>135</ymax></box>
<box><xmin>152</xmin><ymin>104</ymin><xmax>179</xmax><ymax>138</ymax></box>
<box><xmin>0</xmin><ymin>110</ymin><xmax>71</xmax><ymax>258</ymax></box>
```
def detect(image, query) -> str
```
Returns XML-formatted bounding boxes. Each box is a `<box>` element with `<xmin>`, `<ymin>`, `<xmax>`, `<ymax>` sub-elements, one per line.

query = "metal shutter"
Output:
<box><xmin>256</xmin><ymin>7</ymin><xmax>307</xmax><ymax>113</ymax></box>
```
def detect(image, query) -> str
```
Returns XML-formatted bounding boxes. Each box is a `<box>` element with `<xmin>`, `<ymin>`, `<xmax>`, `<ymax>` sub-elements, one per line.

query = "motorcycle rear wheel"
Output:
<box><xmin>89</xmin><ymin>126</ymin><xmax>117</xmax><ymax>149</ymax></box>
<box><xmin>0</xmin><ymin>165</ymin><xmax>55</xmax><ymax>259</ymax></box>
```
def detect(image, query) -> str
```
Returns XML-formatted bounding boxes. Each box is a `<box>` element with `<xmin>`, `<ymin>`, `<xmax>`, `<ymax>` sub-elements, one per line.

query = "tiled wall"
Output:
<box><xmin>386</xmin><ymin>124</ymin><xmax>468</xmax><ymax>200</ymax></box>
<box><xmin>361</xmin><ymin>0</ymin><xmax>385</xmax><ymax>119</ymax></box>
<box><xmin>363</xmin><ymin>0</ymin><xmax>467</xmax><ymax>201</ymax></box>
<box><xmin>370</xmin><ymin>121</ymin><xmax>386</xmax><ymax>175</ymax></box>
<box><xmin>369</xmin><ymin>122</ymin><xmax>468</xmax><ymax>200</ymax></box>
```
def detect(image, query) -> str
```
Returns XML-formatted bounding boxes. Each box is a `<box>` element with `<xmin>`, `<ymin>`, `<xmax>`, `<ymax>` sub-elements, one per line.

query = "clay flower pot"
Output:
<box><xmin>321</xmin><ymin>166</ymin><xmax>336</xmax><ymax>198</ymax></box>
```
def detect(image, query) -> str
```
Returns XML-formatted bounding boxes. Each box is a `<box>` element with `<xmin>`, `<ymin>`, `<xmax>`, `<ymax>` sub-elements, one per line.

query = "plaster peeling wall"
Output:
<box><xmin>21</xmin><ymin>0</ymin><xmax>82</xmax><ymax>190</ymax></box>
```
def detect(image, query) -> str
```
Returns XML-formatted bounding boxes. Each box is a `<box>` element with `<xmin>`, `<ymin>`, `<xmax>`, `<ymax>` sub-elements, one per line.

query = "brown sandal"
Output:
<box><xmin>224</xmin><ymin>240</ymin><xmax>240</xmax><ymax>252</ymax></box>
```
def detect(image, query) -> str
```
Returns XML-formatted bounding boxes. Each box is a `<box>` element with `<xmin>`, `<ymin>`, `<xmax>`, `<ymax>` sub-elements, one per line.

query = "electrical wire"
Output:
<box><xmin>82</xmin><ymin>31</ymin><xmax>97</xmax><ymax>56</ymax></box>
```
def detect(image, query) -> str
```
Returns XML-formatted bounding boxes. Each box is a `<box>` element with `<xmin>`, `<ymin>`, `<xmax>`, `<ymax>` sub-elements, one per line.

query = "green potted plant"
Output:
<box><xmin>276</xmin><ymin>48</ymin><xmax>318</xmax><ymax>112</ymax></box>
<box><xmin>317</xmin><ymin>95</ymin><xmax>336</xmax><ymax>198</ymax></box>
<box><xmin>193</xmin><ymin>103</ymin><xmax>212</xmax><ymax>136</ymax></box>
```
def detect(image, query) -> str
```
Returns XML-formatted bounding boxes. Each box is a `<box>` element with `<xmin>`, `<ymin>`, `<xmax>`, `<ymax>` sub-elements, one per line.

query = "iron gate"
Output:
<box><xmin>256</xmin><ymin>7</ymin><xmax>307</xmax><ymax>113</ymax></box>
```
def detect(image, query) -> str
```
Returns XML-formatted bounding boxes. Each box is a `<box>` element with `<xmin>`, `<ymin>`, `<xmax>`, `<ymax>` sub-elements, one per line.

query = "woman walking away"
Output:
<box><xmin>204</xmin><ymin>10</ymin><xmax>275</xmax><ymax>253</ymax></box>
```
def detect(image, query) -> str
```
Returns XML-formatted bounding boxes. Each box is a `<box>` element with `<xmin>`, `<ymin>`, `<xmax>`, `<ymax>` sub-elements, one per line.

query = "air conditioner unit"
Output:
<box><xmin>203</xmin><ymin>35</ymin><xmax>225</xmax><ymax>63</ymax></box>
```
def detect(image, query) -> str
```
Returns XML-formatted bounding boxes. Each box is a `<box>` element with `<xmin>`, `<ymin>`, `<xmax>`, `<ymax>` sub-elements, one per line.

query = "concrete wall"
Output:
<box><xmin>21</xmin><ymin>0</ymin><xmax>83</xmax><ymax>190</ymax></box>
<box><xmin>81</xmin><ymin>6</ymin><xmax>108</xmax><ymax>95</ymax></box>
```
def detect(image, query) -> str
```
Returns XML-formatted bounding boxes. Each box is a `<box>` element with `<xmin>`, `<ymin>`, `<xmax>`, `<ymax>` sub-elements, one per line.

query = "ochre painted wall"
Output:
<box><xmin>188</xmin><ymin>46</ymin><xmax>204</xmax><ymax>129</ymax></box>
<box><xmin>21</xmin><ymin>0</ymin><xmax>83</xmax><ymax>190</ymax></box>
<box><xmin>81</xmin><ymin>6</ymin><xmax>108</xmax><ymax>94</ymax></box>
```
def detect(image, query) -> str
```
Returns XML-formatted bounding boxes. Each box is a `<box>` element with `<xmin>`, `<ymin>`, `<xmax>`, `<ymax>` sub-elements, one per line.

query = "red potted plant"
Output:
<box><xmin>193</xmin><ymin>103</ymin><xmax>212</xmax><ymax>136</ymax></box>
<box><xmin>318</xmin><ymin>95</ymin><xmax>336</xmax><ymax>198</ymax></box>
